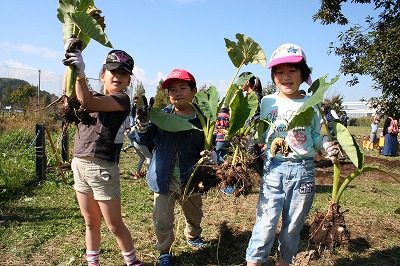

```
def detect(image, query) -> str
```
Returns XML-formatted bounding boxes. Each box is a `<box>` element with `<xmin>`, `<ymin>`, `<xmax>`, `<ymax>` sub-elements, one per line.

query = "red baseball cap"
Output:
<box><xmin>161</xmin><ymin>69</ymin><xmax>196</xmax><ymax>89</ymax></box>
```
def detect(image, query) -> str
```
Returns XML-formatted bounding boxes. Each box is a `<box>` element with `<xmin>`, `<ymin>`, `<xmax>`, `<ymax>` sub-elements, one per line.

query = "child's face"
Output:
<box><xmin>273</xmin><ymin>64</ymin><xmax>303</xmax><ymax>99</ymax></box>
<box><xmin>168</xmin><ymin>79</ymin><xmax>197</xmax><ymax>110</ymax></box>
<box><xmin>101</xmin><ymin>69</ymin><xmax>131</xmax><ymax>94</ymax></box>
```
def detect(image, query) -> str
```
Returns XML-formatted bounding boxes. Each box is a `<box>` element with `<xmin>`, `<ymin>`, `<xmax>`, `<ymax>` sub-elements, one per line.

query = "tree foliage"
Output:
<box><xmin>314</xmin><ymin>0</ymin><xmax>400</xmax><ymax>117</ymax></box>
<box><xmin>10</xmin><ymin>84</ymin><xmax>37</xmax><ymax>112</ymax></box>
<box><xmin>153</xmin><ymin>79</ymin><xmax>170</xmax><ymax>109</ymax></box>
<box><xmin>324</xmin><ymin>94</ymin><xmax>345</xmax><ymax>115</ymax></box>
<box><xmin>262</xmin><ymin>81</ymin><xmax>278</xmax><ymax>96</ymax></box>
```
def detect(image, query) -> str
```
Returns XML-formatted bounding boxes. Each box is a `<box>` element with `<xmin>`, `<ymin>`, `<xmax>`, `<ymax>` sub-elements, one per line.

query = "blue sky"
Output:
<box><xmin>0</xmin><ymin>0</ymin><xmax>380</xmax><ymax>102</ymax></box>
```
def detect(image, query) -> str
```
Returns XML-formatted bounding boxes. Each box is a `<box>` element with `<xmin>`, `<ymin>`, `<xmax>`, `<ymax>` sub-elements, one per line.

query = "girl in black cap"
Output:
<box><xmin>63</xmin><ymin>44</ymin><xmax>143</xmax><ymax>266</ymax></box>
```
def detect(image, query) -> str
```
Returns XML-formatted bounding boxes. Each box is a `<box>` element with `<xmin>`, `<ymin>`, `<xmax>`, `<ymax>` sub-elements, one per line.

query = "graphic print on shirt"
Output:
<box><xmin>265</xmin><ymin>107</ymin><xmax>308</xmax><ymax>151</ymax></box>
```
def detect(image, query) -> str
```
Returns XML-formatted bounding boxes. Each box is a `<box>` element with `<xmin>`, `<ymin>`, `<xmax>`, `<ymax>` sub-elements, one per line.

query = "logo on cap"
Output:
<box><xmin>268</xmin><ymin>43</ymin><xmax>306</xmax><ymax>69</ymax></box>
<box><xmin>105</xmin><ymin>50</ymin><xmax>134</xmax><ymax>74</ymax></box>
<box><xmin>161</xmin><ymin>69</ymin><xmax>196</xmax><ymax>89</ymax></box>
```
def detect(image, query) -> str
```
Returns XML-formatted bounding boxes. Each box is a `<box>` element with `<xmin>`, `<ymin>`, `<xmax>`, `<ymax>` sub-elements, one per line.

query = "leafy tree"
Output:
<box><xmin>0</xmin><ymin>78</ymin><xmax>29</xmax><ymax>96</ymax></box>
<box><xmin>314</xmin><ymin>0</ymin><xmax>400</xmax><ymax>117</ymax></box>
<box><xmin>2</xmin><ymin>85</ymin><xmax>13</xmax><ymax>106</ymax></box>
<box><xmin>324</xmin><ymin>93</ymin><xmax>345</xmax><ymax>115</ymax></box>
<box><xmin>153</xmin><ymin>79</ymin><xmax>170</xmax><ymax>109</ymax></box>
<box><xmin>262</xmin><ymin>81</ymin><xmax>278</xmax><ymax>96</ymax></box>
<box><xmin>133</xmin><ymin>81</ymin><xmax>146</xmax><ymax>106</ymax></box>
<box><xmin>10</xmin><ymin>84</ymin><xmax>37</xmax><ymax>112</ymax></box>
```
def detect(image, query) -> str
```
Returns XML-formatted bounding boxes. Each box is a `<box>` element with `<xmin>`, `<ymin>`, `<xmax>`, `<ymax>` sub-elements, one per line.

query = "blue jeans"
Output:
<box><xmin>215</xmin><ymin>141</ymin><xmax>231</xmax><ymax>161</ymax></box>
<box><xmin>246</xmin><ymin>158</ymin><xmax>315</xmax><ymax>264</ymax></box>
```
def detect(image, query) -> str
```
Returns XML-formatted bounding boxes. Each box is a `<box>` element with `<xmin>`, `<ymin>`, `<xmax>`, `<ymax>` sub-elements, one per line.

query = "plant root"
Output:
<box><xmin>58</xmin><ymin>96</ymin><xmax>96</xmax><ymax>126</ymax></box>
<box><xmin>215</xmin><ymin>159</ymin><xmax>261</xmax><ymax>197</ymax></box>
<box><xmin>308</xmin><ymin>203</ymin><xmax>350</xmax><ymax>253</ymax></box>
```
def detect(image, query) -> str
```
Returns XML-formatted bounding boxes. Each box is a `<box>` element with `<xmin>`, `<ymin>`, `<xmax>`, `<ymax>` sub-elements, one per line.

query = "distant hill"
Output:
<box><xmin>0</xmin><ymin>78</ymin><xmax>58</xmax><ymax>107</ymax></box>
<box><xmin>0</xmin><ymin>78</ymin><xmax>30</xmax><ymax>97</ymax></box>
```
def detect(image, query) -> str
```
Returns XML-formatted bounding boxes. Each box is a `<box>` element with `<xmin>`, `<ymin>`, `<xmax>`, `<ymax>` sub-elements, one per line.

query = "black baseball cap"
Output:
<box><xmin>104</xmin><ymin>50</ymin><xmax>134</xmax><ymax>75</ymax></box>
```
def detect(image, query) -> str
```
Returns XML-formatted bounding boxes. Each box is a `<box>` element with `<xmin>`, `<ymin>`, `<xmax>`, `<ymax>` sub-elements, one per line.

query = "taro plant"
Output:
<box><xmin>148</xmin><ymin>33</ymin><xmax>266</xmax><ymax>196</ymax></box>
<box><xmin>55</xmin><ymin>0</ymin><xmax>113</xmax><ymax>125</ymax></box>
<box><xmin>286</xmin><ymin>74</ymin><xmax>400</xmax><ymax>252</ymax></box>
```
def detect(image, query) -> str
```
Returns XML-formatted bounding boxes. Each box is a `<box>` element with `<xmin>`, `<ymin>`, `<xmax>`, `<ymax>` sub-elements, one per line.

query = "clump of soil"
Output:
<box><xmin>215</xmin><ymin>159</ymin><xmax>261</xmax><ymax>197</ymax></box>
<box><xmin>308</xmin><ymin>203</ymin><xmax>350</xmax><ymax>253</ymax></box>
<box><xmin>187</xmin><ymin>165</ymin><xmax>221</xmax><ymax>194</ymax></box>
<box><xmin>188</xmin><ymin>155</ymin><xmax>262</xmax><ymax>197</ymax></box>
<box><xmin>58</xmin><ymin>97</ymin><xmax>96</xmax><ymax>126</ymax></box>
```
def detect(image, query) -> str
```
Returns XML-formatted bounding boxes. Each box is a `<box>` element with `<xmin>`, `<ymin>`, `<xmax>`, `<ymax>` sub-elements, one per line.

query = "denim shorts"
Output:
<box><xmin>72</xmin><ymin>157</ymin><xmax>120</xmax><ymax>200</ymax></box>
<box><xmin>246</xmin><ymin>157</ymin><xmax>315</xmax><ymax>264</ymax></box>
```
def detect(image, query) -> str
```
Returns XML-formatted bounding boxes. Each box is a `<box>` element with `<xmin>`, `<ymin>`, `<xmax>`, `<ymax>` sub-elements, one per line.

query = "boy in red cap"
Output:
<box><xmin>245</xmin><ymin>44</ymin><xmax>341</xmax><ymax>266</ymax></box>
<box><xmin>135</xmin><ymin>69</ymin><xmax>217</xmax><ymax>266</ymax></box>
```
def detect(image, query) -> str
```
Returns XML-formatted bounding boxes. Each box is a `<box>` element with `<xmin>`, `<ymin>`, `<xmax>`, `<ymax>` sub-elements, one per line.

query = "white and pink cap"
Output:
<box><xmin>268</xmin><ymin>43</ymin><xmax>312</xmax><ymax>85</ymax></box>
<box><xmin>268</xmin><ymin>43</ymin><xmax>307</xmax><ymax>69</ymax></box>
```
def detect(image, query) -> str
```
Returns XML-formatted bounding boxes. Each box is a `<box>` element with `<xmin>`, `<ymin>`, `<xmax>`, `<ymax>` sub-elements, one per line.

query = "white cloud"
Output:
<box><xmin>16</xmin><ymin>44</ymin><xmax>60</xmax><ymax>59</ymax></box>
<box><xmin>0</xmin><ymin>41</ymin><xmax>60</xmax><ymax>59</ymax></box>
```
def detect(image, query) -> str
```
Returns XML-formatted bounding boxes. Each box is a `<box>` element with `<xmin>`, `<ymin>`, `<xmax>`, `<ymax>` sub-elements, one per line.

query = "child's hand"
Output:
<box><xmin>322</xmin><ymin>136</ymin><xmax>341</xmax><ymax>164</ymax></box>
<box><xmin>63</xmin><ymin>49</ymin><xmax>86</xmax><ymax>78</ymax></box>
<box><xmin>136</xmin><ymin>95</ymin><xmax>154</xmax><ymax>122</ymax></box>
<box><xmin>200</xmin><ymin>150</ymin><xmax>218</xmax><ymax>165</ymax></box>
<box><xmin>135</xmin><ymin>95</ymin><xmax>154</xmax><ymax>133</ymax></box>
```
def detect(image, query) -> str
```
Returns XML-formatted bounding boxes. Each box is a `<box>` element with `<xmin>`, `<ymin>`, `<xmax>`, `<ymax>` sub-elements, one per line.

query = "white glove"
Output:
<box><xmin>135</xmin><ymin>119</ymin><xmax>149</xmax><ymax>134</ymax></box>
<box><xmin>200</xmin><ymin>150</ymin><xmax>218</xmax><ymax>165</ymax></box>
<box><xmin>322</xmin><ymin>136</ymin><xmax>340</xmax><ymax>164</ymax></box>
<box><xmin>64</xmin><ymin>49</ymin><xmax>86</xmax><ymax>78</ymax></box>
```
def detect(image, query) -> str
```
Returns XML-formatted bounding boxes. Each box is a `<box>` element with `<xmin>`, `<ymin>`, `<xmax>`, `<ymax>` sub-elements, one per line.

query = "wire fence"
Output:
<box><xmin>0</xmin><ymin>64</ymin><xmax>104</xmax><ymax>98</ymax></box>
<box><xmin>0</xmin><ymin>129</ymin><xmax>40</xmax><ymax>157</ymax></box>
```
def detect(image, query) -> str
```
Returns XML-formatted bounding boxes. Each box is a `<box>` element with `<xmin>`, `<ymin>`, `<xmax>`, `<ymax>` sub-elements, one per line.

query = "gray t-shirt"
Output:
<box><xmin>73</xmin><ymin>91</ymin><xmax>130</xmax><ymax>162</ymax></box>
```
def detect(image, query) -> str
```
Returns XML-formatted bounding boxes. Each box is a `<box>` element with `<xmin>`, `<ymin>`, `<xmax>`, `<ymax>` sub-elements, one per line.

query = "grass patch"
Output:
<box><xmin>0</xmin><ymin>121</ymin><xmax>399</xmax><ymax>265</ymax></box>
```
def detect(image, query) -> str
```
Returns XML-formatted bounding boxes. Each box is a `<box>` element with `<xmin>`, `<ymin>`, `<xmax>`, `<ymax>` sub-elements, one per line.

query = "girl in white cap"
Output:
<box><xmin>245</xmin><ymin>43</ymin><xmax>340</xmax><ymax>266</ymax></box>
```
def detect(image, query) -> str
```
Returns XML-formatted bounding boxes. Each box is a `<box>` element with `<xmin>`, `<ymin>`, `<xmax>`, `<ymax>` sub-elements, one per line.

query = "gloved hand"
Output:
<box><xmin>63</xmin><ymin>49</ymin><xmax>86</xmax><ymax>78</ymax></box>
<box><xmin>200</xmin><ymin>150</ymin><xmax>218</xmax><ymax>165</ymax></box>
<box><xmin>322</xmin><ymin>136</ymin><xmax>341</xmax><ymax>164</ymax></box>
<box><xmin>135</xmin><ymin>95</ymin><xmax>154</xmax><ymax>133</ymax></box>
<box><xmin>62</xmin><ymin>35</ymin><xmax>85</xmax><ymax>78</ymax></box>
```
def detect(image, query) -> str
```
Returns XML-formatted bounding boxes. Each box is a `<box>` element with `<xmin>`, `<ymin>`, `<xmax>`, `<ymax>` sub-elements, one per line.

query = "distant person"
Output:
<box><xmin>122</xmin><ymin>127</ymin><xmax>154</xmax><ymax>179</ymax></box>
<box><xmin>368</xmin><ymin>118</ymin><xmax>380</xmax><ymax>150</ymax></box>
<box><xmin>239</xmin><ymin>71</ymin><xmax>264</xmax><ymax>175</ymax></box>
<box><xmin>382</xmin><ymin>115</ymin><xmax>399</xmax><ymax>156</ymax></box>
<box><xmin>321</xmin><ymin>103</ymin><xmax>339</xmax><ymax>136</ymax></box>
<box><xmin>130</xmin><ymin>96</ymin><xmax>139</xmax><ymax>126</ymax></box>
<box><xmin>340</xmin><ymin>111</ymin><xmax>349</xmax><ymax>127</ymax></box>
<box><xmin>239</xmin><ymin>71</ymin><xmax>263</xmax><ymax>114</ymax></box>
<box><xmin>214</xmin><ymin>106</ymin><xmax>231</xmax><ymax>160</ymax></box>
<box><xmin>115</xmin><ymin>116</ymin><xmax>132</xmax><ymax>164</ymax></box>
<box><xmin>63</xmin><ymin>44</ymin><xmax>143</xmax><ymax>266</ymax></box>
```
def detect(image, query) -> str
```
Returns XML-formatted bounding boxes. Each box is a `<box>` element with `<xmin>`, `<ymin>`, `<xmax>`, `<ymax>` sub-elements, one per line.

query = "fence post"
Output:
<box><xmin>35</xmin><ymin>124</ymin><xmax>46</xmax><ymax>180</ymax></box>
<box><xmin>61</xmin><ymin>122</ymin><xmax>69</xmax><ymax>162</ymax></box>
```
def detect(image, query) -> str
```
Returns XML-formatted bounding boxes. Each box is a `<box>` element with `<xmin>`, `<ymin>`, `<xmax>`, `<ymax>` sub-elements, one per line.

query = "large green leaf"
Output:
<box><xmin>287</xmin><ymin>75</ymin><xmax>340</xmax><ymax>129</ymax></box>
<box><xmin>69</xmin><ymin>11</ymin><xmax>112</xmax><ymax>48</ymax></box>
<box><xmin>223</xmin><ymin>83</ymin><xmax>240</xmax><ymax>108</ymax></box>
<box><xmin>57</xmin><ymin>0</ymin><xmax>94</xmax><ymax>50</ymax></box>
<box><xmin>236</xmin><ymin>73</ymin><xmax>253</xmax><ymax>87</ymax></box>
<box><xmin>254</xmin><ymin>120</ymin><xmax>270</xmax><ymax>143</ymax></box>
<box><xmin>333</xmin><ymin>121</ymin><xmax>364</xmax><ymax>169</ymax></box>
<box><xmin>227</xmin><ymin>90</ymin><xmax>258</xmax><ymax>139</ymax></box>
<box><xmin>194</xmin><ymin>86</ymin><xmax>219</xmax><ymax>121</ymax></box>
<box><xmin>224</xmin><ymin>33</ymin><xmax>266</xmax><ymax>68</ymax></box>
<box><xmin>149</xmin><ymin>108</ymin><xmax>201</xmax><ymax>132</ymax></box>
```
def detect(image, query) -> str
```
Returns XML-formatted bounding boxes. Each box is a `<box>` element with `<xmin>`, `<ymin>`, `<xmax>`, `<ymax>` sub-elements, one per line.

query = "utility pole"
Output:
<box><xmin>38</xmin><ymin>69</ymin><xmax>41</xmax><ymax>105</ymax></box>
